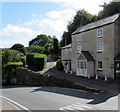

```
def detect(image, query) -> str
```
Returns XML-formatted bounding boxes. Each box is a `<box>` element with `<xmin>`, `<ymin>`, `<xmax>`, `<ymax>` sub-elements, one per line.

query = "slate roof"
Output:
<box><xmin>81</xmin><ymin>51</ymin><xmax>94</xmax><ymax>61</ymax></box>
<box><xmin>114</xmin><ymin>53</ymin><xmax>120</xmax><ymax>61</ymax></box>
<box><xmin>62</xmin><ymin>44</ymin><xmax>71</xmax><ymax>49</ymax></box>
<box><xmin>72</xmin><ymin>13</ymin><xmax>120</xmax><ymax>35</ymax></box>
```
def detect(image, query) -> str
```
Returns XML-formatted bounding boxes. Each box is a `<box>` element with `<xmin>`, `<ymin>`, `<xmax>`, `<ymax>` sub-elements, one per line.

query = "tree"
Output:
<box><xmin>27</xmin><ymin>45</ymin><xmax>45</xmax><ymax>54</ymax></box>
<box><xmin>11</xmin><ymin>43</ymin><xmax>26</xmax><ymax>54</ymax></box>
<box><xmin>61</xmin><ymin>9</ymin><xmax>96</xmax><ymax>47</ymax></box>
<box><xmin>98</xmin><ymin>1</ymin><xmax>120</xmax><ymax>20</ymax></box>
<box><xmin>2</xmin><ymin>49</ymin><xmax>23</xmax><ymax>65</ymax></box>
<box><xmin>29</xmin><ymin>34</ymin><xmax>52</xmax><ymax>46</ymax></box>
<box><xmin>53</xmin><ymin>37</ymin><xmax>59</xmax><ymax>54</ymax></box>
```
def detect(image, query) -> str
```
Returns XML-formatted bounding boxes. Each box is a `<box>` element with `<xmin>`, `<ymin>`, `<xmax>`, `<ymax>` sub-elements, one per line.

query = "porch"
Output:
<box><xmin>76</xmin><ymin>51</ymin><xmax>95</xmax><ymax>78</ymax></box>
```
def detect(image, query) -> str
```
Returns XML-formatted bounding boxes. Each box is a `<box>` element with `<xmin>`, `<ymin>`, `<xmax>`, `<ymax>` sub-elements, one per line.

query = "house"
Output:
<box><xmin>61</xmin><ymin>13</ymin><xmax>120</xmax><ymax>79</ymax></box>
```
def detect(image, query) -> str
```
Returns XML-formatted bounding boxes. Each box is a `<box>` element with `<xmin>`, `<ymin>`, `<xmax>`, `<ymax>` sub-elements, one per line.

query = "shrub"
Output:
<box><xmin>34</xmin><ymin>53</ymin><xmax>47</xmax><ymax>64</ymax></box>
<box><xmin>56</xmin><ymin>59</ymin><xmax>64</xmax><ymax>71</ymax></box>
<box><xmin>26</xmin><ymin>53</ymin><xmax>35</xmax><ymax>66</ymax></box>
<box><xmin>34</xmin><ymin>54</ymin><xmax>47</xmax><ymax>71</ymax></box>
<box><xmin>2</xmin><ymin>49</ymin><xmax>24</xmax><ymax>65</ymax></box>
<box><xmin>26</xmin><ymin>53</ymin><xmax>47</xmax><ymax>71</ymax></box>
<box><xmin>34</xmin><ymin>58</ymin><xmax>44</xmax><ymax>71</ymax></box>
<box><xmin>5</xmin><ymin>62</ymin><xmax>23</xmax><ymax>71</ymax></box>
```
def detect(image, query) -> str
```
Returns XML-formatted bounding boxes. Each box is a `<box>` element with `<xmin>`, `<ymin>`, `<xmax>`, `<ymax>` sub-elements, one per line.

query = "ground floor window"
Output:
<box><xmin>97</xmin><ymin>61</ymin><xmax>103</xmax><ymax>70</ymax></box>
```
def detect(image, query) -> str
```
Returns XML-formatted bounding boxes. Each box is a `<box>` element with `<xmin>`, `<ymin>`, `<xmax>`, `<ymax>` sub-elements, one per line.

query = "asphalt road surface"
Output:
<box><xmin>1</xmin><ymin>86</ymin><xmax>119</xmax><ymax>111</ymax></box>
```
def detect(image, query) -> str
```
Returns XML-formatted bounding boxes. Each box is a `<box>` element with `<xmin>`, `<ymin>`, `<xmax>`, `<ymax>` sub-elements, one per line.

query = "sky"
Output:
<box><xmin>0</xmin><ymin>0</ymin><xmax>112</xmax><ymax>48</ymax></box>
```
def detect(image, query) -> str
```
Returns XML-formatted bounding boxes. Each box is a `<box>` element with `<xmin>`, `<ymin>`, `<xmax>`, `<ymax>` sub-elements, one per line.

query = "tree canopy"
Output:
<box><xmin>29</xmin><ymin>34</ymin><xmax>52</xmax><ymax>46</ymax></box>
<box><xmin>11</xmin><ymin>43</ymin><xmax>26</xmax><ymax>54</ymax></box>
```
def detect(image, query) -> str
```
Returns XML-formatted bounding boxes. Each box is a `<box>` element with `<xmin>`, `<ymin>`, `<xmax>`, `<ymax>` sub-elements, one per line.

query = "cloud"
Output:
<box><xmin>24</xmin><ymin>9</ymin><xmax>76</xmax><ymax>40</ymax></box>
<box><xmin>46</xmin><ymin>9</ymin><xmax>75</xmax><ymax>21</ymax></box>
<box><xmin>0</xmin><ymin>40</ymin><xmax>26</xmax><ymax>48</ymax></box>
<box><xmin>0</xmin><ymin>24</ymin><xmax>42</xmax><ymax>47</ymax></box>
<box><xmin>32</xmin><ymin>13</ymin><xmax>36</xmax><ymax>17</ymax></box>
<box><xmin>49</xmin><ymin>0</ymin><xmax>112</xmax><ymax>15</ymax></box>
<box><xmin>0</xmin><ymin>24</ymin><xmax>41</xmax><ymax>37</ymax></box>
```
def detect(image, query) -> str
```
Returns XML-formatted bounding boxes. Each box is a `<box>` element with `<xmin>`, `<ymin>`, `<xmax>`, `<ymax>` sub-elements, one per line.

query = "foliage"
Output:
<box><xmin>27</xmin><ymin>45</ymin><xmax>45</xmax><ymax>54</ymax></box>
<box><xmin>34</xmin><ymin>53</ymin><xmax>47</xmax><ymax>63</ymax></box>
<box><xmin>11</xmin><ymin>43</ymin><xmax>26</xmax><ymax>54</ymax></box>
<box><xmin>60</xmin><ymin>9</ymin><xmax>96</xmax><ymax>46</ymax></box>
<box><xmin>26</xmin><ymin>53</ymin><xmax>35</xmax><ymax>66</ymax></box>
<box><xmin>29</xmin><ymin>34</ymin><xmax>52</xmax><ymax>46</ymax></box>
<box><xmin>2</xmin><ymin>62</ymin><xmax>23</xmax><ymax>85</ymax></box>
<box><xmin>34</xmin><ymin>58</ymin><xmax>44</xmax><ymax>71</ymax></box>
<box><xmin>56</xmin><ymin>59</ymin><xmax>64</xmax><ymax>71</ymax></box>
<box><xmin>5</xmin><ymin>62</ymin><xmax>23</xmax><ymax>71</ymax></box>
<box><xmin>53</xmin><ymin>37</ymin><xmax>60</xmax><ymax>54</ymax></box>
<box><xmin>98</xmin><ymin>2</ymin><xmax>120</xmax><ymax>20</ymax></box>
<box><xmin>26</xmin><ymin>53</ymin><xmax>47</xmax><ymax>71</ymax></box>
<box><xmin>2</xmin><ymin>49</ymin><xmax>24</xmax><ymax>65</ymax></box>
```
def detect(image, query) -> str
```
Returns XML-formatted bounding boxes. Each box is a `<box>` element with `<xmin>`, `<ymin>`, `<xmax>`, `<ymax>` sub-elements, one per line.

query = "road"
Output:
<box><xmin>1</xmin><ymin>86</ymin><xmax>119</xmax><ymax>111</ymax></box>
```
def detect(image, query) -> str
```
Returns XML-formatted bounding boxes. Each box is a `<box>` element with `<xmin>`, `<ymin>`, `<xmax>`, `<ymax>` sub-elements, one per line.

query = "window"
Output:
<box><xmin>97</xmin><ymin>28</ymin><xmax>103</xmax><ymax>38</ymax></box>
<box><xmin>77</xmin><ymin>34</ymin><xmax>82</xmax><ymax>41</ymax></box>
<box><xmin>65</xmin><ymin>49</ymin><xmax>68</xmax><ymax>54</ymax></box>
<box><xmin>97</xmin><ymin>42</ymin><xmax>103</xmax><ymax>52</ymax></box>
<box><xmin>78</xmin><ymin>61</ymin><xmax>86</xmax><ymax>69</ymax></box>
<box><xmin>69</xmin><ymin>48</ymin><xmax>72</xmax><ymax>53</ymax></box>
<box><xmin>77</xmin><ymin>45</ymin><xmax>82</xmax><ymax>53</ymax></box>
<box><xmin>97</xmin><ymin>61</ymin><xmax>103</xmax><ymax>70</ymax></box>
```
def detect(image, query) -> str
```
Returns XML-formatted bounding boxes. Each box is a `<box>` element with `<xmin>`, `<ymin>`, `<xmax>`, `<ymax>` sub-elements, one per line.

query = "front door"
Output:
<box><xmin>115</xmin><ymin>62</ymin><xmax>120</xmax><ymax>79</ymax></box>
<box><xmin>77</xmin><ymin>61</ymin><xmax>87</xmax><ymax>77</ymax></box>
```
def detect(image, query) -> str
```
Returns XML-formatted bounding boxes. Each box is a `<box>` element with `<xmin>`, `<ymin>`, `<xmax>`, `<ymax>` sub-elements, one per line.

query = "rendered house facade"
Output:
<box><xmin>61</xmin><ymin>13</ymin><xmax>120</xmax><ymax>79</ymax></box>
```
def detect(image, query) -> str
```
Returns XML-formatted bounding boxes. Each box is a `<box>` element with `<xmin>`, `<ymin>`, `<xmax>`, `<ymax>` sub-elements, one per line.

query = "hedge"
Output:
<box><xmin>26</xmin><ymin>53</ymin><xmax>47</xmax><ymax>71</ymax></box>
<box><xmin>26</xmin><ymin>53</ymin><xmax>35</xmax><ymax>66</ymax></box>
<box><xmin>5</xmin><ymin>62</ymin><xmax>23</xmax><ymax>71</ymax></box>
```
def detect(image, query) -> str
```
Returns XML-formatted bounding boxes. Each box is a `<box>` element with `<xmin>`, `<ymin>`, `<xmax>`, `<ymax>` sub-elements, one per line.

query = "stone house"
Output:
<box><xmin>61</xmin><ymin>13</ymin><xmax>120</xmax><ymax>79</ymax></box>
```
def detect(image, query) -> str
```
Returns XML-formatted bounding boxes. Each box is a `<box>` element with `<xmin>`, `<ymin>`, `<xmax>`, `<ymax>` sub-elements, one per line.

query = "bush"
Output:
<box><xmin>56</xmin><ymin>59</ymin><xmax>64</xmax><ymax>71</ymax></box>
<box><xmin>5</xmin><ymin>62</ymin><xmax>23</xmax><ymax>71</ymax></box>
<box><xmin>2</xmin><ymin>49</ymin><xmax>24</xmax><ymax>65</ymax></box>
<box><xmin>26</xmin><ymin>53</ymin><xmax>35</xmax><ymax>66</ymax></box>
<box><xmin>34</xmin><ymin>53</ymin><xmax>47</xmax><ymax>64</ymax></box>
<box><xmin>34</xmin><ymin>58</ymin><xmax>44</xmax><ymax>71</ymax></box>
<box><xmin>26</xmin><ymin>53</ymin><xmax>47</xmax><ymax>71</ymax></box>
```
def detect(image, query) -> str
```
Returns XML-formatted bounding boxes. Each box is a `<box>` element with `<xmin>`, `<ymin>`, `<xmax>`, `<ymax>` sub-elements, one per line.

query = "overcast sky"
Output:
<box><xmin>0</xmin><ymin>0</ymin><xmax>112</xmax><ymax>48</ymax></box>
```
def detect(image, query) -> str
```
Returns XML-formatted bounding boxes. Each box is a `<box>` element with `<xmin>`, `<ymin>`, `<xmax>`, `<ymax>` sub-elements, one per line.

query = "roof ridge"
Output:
<box><xmin>72</xmin><ymin>13</ymin><xmax>120</xmax><ymax>35</ymax></box>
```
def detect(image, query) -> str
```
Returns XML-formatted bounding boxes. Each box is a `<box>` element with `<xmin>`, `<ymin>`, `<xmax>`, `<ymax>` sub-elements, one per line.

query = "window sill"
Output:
<box><xmin>97</xmin><ymin>36</ymin><xmax>103</xmax><ymax>38</ymax></box>
<box><xmin>97</xmin><ymin>51</ymin><xmax>103</xmax><ymax>53</ymax></box>
<box><xmin>97</xmin><ymin>68</ymin><xmax>103</xmax><ymax>71</ymax></box>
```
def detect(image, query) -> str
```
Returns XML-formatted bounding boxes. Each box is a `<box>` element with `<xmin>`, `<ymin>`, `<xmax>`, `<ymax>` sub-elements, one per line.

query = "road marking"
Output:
<box><xmin>2</xmin><ymin>98</ymin><xmax>21</xmax><ymax>111</ymax></box>
<box><xmin>60</xmin><ymin>103</ymin><xmax>92</xmax><ymax>112</ymax></box>
<box><xmin>0</xmin><ymin>95</ymin><xmax>30</xmax><ymax>111</ymax></box>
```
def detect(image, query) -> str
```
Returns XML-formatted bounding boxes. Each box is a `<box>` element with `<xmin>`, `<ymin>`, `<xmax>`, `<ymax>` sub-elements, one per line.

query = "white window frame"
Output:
<box><xmin>77</xmin><ymin>34</ymin><xmax>82</xmax><ymax>42</ymax></box>
<box><xmin>77</xmin><ymin>45</ymin><xmax>82</xmax><ymax>53</ymax></box>
<box><xmin>97</xmin><ymin>60</ymin><xmax>103</xmax><ymax>70</ymax></box>
<box><xmin>97</xmin><ymin>28</ymin><xmax>103</xmax><ymax>38</ymax></box>
<box><xmin>97</xmin><ymin>42</ymin><xmax>103</xmax><ymax>52</ymax></box>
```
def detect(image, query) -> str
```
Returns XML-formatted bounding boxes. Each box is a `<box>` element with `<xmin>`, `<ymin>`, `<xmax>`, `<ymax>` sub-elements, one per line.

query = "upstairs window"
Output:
<box><xmin>69</xmin><ymin>48</ymin><xmax>72</xmax><ymax>54</ymax></box>
<box><xmin>97</xmin><ymin>42</ymin><xmax>103</xmax><ymax>52</ymax></box>
<box><xmin>97</xmin><ymin>28</ymin><xmax>103</xmax><ymax>38</ymax></box>
<box><xmin>65</xmin><ymin>49</ymin><xmax>68</xmax><ymax>54</ymax></box>
<box><xmin>77</xmin><ymin>34</ymin><xmax>82</xmax><ymax>41</ymax></box>
<box><xmin>77</xmin><ymin>45</ymin><xmax>82</xmax><ymax>53</ymax></box>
